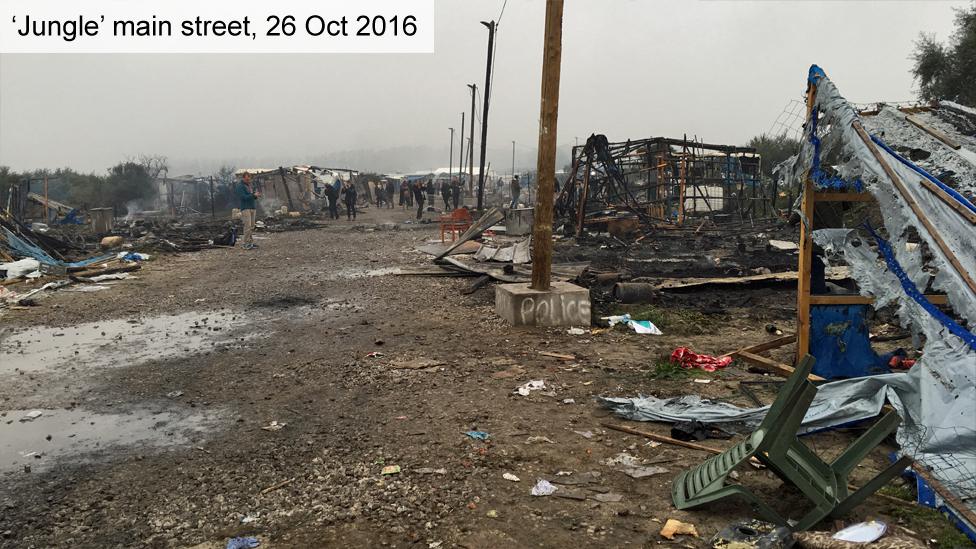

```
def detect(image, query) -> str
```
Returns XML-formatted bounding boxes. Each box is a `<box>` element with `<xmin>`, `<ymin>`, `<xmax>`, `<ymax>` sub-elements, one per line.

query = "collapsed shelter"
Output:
<box><xmin>557</xmin><ymin>135</ymin><xmax>775</xmax><ymax>236</ymax></box>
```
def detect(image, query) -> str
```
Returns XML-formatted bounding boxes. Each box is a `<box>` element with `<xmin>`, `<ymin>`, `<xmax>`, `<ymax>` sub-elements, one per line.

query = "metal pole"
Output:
<box><xmin>43</xmin><ymin>175</ymin><xmax>49</xmax><ymax>222</ymax></box>
<box><xmin>468</xmin><ymin>84</ymin><xmax>477</xmax><ymax>196</ymax></box>
<box><xmin>530</xmin><ymin>0</ymin><xmax>564</xmax><ymax>291</ymax></box>
<box><xmin>459</xmin><ymin>113</ymin><xmax>465</xmax><ymax>186</ymax></box>
<box><xmin>477</xmin><ymin>21</ymin><xmax>496</xmax><ymax>211</ymax></box>
<box><xmin>512</xmin><ymin>140</ymin><xmax>516</xmax><ymax>177</ymax></box>
<box><xmin>449</xmin><ymin>127</ymin><xmax>455</xmax><ymax>184</ymax></box>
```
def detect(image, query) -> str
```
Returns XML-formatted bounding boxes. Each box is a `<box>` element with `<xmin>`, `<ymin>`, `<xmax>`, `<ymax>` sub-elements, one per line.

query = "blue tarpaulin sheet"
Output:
<box><xmin>1</xmin><ymin>227</ymin><xmax>113</xmax><ymax>268</ymax></box>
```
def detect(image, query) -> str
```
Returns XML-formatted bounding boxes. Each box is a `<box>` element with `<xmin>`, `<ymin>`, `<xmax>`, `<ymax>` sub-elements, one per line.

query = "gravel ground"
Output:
<box><xmin>0</xmin><ymin>207</ymin><xmax>923</xmax><ymax>548</ymax></box>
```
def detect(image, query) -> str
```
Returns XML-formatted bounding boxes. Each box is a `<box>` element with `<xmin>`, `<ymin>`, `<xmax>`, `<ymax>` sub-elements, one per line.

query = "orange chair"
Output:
<box><xmin>439</xmin><ymin>208</ymin><xmax>474</xmax><ymax>242</ymax></box>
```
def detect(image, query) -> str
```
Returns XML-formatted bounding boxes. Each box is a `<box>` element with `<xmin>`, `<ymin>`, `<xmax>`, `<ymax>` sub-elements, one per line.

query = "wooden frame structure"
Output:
<box><xmin>794</xmin><ymin>80</ymin><xmax>966</xmax><ymax>362</ymax></box>
<box><xmin>556</xmin><ymin>135</ymin><xmax>773</xmax><ymax>235</ymax></box>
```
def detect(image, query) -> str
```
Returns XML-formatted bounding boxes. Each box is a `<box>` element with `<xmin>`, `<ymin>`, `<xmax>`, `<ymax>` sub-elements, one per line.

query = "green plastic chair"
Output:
<box><xmin>672</xmin><ymin>355</ymin><xmax>912</xmax><ymax>530</ymax></box>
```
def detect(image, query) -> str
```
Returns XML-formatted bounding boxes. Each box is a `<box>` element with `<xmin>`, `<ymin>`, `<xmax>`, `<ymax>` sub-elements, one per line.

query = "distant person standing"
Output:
<box><xmin>426</xmin><ymin>178</ymin><xmax>436</xmax><ymax>205</ymax></box>
<box><xmin>385</xmin><ymin>180</ymin><xmax>396</xmax><ymax>209</ymax></box>
<box><xmin>342</xmin><ymin>181</ymin><xmax>358</xmax><ymax>221</ymax></box>
<box><xmin>324</xmin><ymin>179</ymin><xmax>340</xmax><ymax>219</ymax></box>
<box><xmin>509</xmin><ymin>175</ymin><xmax>521</xmax><ymax>209</ymax></box>
<box><xmin>440</xmin><ymin>179</ymin><xmax>451</xmax><ymax>210</ymax></box>
<box><xmin>236</xmin><ymin>173</ymin><xmax>260</xmax><ymax>250</ymax></box>
<box><xmin>451</xmin><ymin>177</ymin><xmax>461</xmax><ymax>210</ymax></box>
<box><xmin>412</xmin><ymin>180</ymin><xmax>426</xmax><ymax>220</ymax></box>
<box><xmin>400</xmin><ymin>180</ymin><xmax>412</xmax><ymax>208</ymax></box>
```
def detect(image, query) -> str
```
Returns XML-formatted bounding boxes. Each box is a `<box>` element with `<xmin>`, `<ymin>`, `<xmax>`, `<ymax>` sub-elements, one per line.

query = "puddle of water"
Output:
<box><xmin>0</xmin><ymin>311</ymin><xmax>252</xmax><ymax>374</ymax></box>
<box><xmin>323</xmin><ymin>266</ymin><xmax>402</xmax><ymax>280</ymax></box>
<box><xmin>0</xmin><ymin>408</ymin><xmax>213</xmax><ymax>474</ymax></box>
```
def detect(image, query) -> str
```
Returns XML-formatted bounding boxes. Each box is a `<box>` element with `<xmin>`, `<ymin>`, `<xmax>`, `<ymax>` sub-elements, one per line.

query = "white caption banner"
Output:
<box><xmin>0</xmin><ymin>0</ymin><xmax>434</xmax><ymax>53</ymax></box>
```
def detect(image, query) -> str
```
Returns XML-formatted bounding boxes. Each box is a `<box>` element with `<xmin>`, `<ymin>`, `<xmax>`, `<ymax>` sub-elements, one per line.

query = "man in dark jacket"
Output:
<box><xmin>509</xmin><ymin>175</ymin><xmax>521</xmax><ymax>209</ymax></box>
<box><xmin>386</xmin><ymin>180</ymin><xmax>396</xmax><ymax>209</ymax></box>
<box><xmin>342</xmin><ymin>182</ymin><xmax>358</xmax><ymax>220</ymax></box>
<box><xmin>440</xmin><ymin>179</ymin><xmax>451</xmax><ymax>210</ymax></box>
<box><xmin>412</xmin><ymin>180</ymin><xmax>426</xmax><ymax>220</ymax></box>
<box><xmin>323</xmin><ymin>180</ymin><xmax>340</xmax><ymax>219</ymax></box>
<box><xmin>451</xmin><ymin>178</ymin><xmax>461</xmax><ymax>210</ymax></box>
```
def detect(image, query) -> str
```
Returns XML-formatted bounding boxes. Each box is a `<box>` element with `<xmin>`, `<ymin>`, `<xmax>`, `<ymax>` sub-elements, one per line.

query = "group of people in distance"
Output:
<box><xmin>234</xmin><ymin>172</ymin><xmax>527</xmax><ymax>250</ymax></box>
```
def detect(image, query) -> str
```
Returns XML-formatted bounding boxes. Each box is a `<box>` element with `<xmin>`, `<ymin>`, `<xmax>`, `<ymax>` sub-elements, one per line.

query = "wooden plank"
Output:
<box><xmin>538</xmin><ymin>351</ymin><xmax>575</xmax><ymax>361</ymax></box>
<box><xmin>853</xmin><ymin>122</ymin><xmax>976</xmax><ymax>297</ymax></box>
<box><xmin>602</xmin><ymin>423</ymin><xmax>723</xmax><ymax>455</ymax></box>
<box><xmin>797</xmin><ymin>177</ymin><xmax>814</xmax><ymax>361</ymax></box>
<box><xmin>737</xmin><ymin>351</ymin><xmax>824</xmax><ymax>381</ymax></box>
<box><xmin>813</xmin><ymin>192</ymin><xmax>873</xmax><ymax>202</ymax></box>
<box><xmin>809</xmin><ymin>295</ymin><xmax>875</xmax><ymax>305</ymax></box>
<box><xmin>721</xmin><ymin>334</ymin><xmax>796</xmax><ymax>358</ymax></box>
<box><xmin>906</xmin><ymin>114</ymin><xmax>962</xmax><ymax>150</ymax></box>
<box><xmin>809</xmin><ymin>294</ymin><xmax>949</xmax><ymax>306</ymax></box>
<box><xmin>461</xmin><ymin>274</ymin><xmax>492</xmax><ymax>295</ymax></box>
<box><xmin>917</xmin><ymin>178</ymin><xmax>976</xmax><ymax>225</ymax></box>
<box><xmin>797</xmin><ymin>75</ymin><xmax>817</xmax><ymax>363</ymax></box>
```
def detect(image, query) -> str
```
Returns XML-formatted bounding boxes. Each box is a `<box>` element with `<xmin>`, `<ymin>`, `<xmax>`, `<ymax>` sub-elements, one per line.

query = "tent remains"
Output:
<box><xmin>556</xmin><ymin>134</ymin><xmax>775</xmax><ymax>236</ymax></box>
<box><xmin>604</xmin><ymin>65</ymin><xmax>976</xmax><ymax>536</ymax></box>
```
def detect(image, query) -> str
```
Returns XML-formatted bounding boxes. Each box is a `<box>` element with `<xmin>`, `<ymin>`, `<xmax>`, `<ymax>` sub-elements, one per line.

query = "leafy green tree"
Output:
<box><xmin>747</xmin><ymin>133</ymin><xmax>802</xmax><ymax>179</ymax></box>
<box><xmin>912</xmin><ymin>2</ymin><xmax>976</xmax><ymax>104</ymax></box>
<box><xmin>104</xmin><ymin>162</ymin><xmax>155</xmax><ymax>212</ymax></box>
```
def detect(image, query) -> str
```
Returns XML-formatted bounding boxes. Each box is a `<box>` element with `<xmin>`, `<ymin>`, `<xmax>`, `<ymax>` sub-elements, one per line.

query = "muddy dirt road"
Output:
<box><xmin>0</xmin><ymin>208</ymin><xmax>921</xmax><ymax>548</ymax></box>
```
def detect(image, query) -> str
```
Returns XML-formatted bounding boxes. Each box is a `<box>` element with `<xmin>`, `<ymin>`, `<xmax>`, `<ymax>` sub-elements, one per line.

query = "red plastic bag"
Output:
<box><xmin>670</xmin><ymin>347</ymin><xmax>733</xmax><ymax>372</ymax></box>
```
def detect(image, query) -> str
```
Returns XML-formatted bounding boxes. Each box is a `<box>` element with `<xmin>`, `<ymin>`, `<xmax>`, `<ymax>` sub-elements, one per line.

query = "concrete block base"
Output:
<box><xmin>495</xmin><ymin>281</ymin><xmax>591</xmax><ymax>327</ymax></box>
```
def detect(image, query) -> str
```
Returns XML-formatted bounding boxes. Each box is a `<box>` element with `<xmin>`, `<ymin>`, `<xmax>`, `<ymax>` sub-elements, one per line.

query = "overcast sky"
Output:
<box><xmin>0</xmin><ymin>0</ymin><xmax>968</xmax><ymax>175</ymax></box>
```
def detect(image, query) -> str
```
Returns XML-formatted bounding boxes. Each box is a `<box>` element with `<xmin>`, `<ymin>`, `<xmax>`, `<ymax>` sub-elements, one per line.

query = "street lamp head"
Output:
<box><xmin>480</xmin><ymin>20</ymin><xmax>494</xmax><ymax>30</ymax></box>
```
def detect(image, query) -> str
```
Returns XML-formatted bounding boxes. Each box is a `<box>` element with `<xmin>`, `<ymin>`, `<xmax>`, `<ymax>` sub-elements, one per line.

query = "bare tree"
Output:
<box><xmin>138</xmin><ymin>154</ymin><xmax>169</xmax><ymax>180</ymax></box>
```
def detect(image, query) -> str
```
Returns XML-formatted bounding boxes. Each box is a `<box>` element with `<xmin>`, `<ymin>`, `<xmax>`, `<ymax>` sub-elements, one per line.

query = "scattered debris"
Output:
<box><xmin>414</xmin><ymin>468</ymin><xmax>447</xmax><ymax>475</ymax></box>
<box><xmin>465</xmin><ymin>431</ymin><xmax>490</xmax><ymax>441</ymax></box>
<box><xmin>710</xmin><ymin>520</ymin><xmax>792</xmax><ymax>549</ymax></box>
<box><xmin>259</xmin><ymin>477</ymin><xmax>295</xmax><ymax>495</ymax></box>
<box><xmin>601</xmin><ymin>314</ymin><xmax>663</xmax><ymax>335</ymax></box>
<box><xmin>602</xmin><ymin>452</ymin><xmax>669</xmax><ymax>479</ymax></box>
<box><xmin>538</xmin><ymin>351</ymin><xmax>575</xmax><ymax>361</ymax></box>
<box><xmin>381</xmin><ymin>465</ymin><xmax>401</xmax><ymax>475</ymax></box>
<box><xmin>502</xmin><ymin>473</ymin><xmax>520</xmax><ymax>482</ymax></box>
<box><xmin>530</xmin><ymin>479</ymin><xmax>557</xmax><ymax>496</ymax></box>
<box><xmin>225</xmin><ymin>537</ymin><xmax>260</xmax><ymax>549</ymax></box>
<box><xmin>671</xmin><ymin>347</ymin><xmax>732</xmax><ymax>372</ymax></box>
<box><xmin>660</xmin><ymin>518</ymin><xmax>699</xmax><ymax>540</ymax></box>
<box><xmin>833</xmin><ymin>521</ymin><xmax>887</xmax><ymax>543</ymax></box>
<box><xmin>261</xmin><ymin>421</ymin><xmax>286</xmax><ymax>432</ymax></box>
<box><xmin>389</xmin><ymin>357</ymin><xmax>444</xmax><ymax>370</ymax></box>
<box><xmin>19</xmin><ymin>411</ymin><xmax>43</xmax><ymax>422</ymax></box>
<box><xmin>515</xmin><ymin>380</ymin><xmax>547</xmax><ymax>396</ymax></box>
<box><xmin>525</xmin><ymin>436</ymin><xmax>556</xmax><ymax>445</ymax></box>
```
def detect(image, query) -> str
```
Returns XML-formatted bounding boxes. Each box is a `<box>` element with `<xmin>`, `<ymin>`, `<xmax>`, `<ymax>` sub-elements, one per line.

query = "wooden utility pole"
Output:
<box><xmin>477</xmin><ymin>21</ymin><xmax>496</xmax><ymax>211</ymax></box>
<box><xmin>530</xmin><ymin>0</ymin><xmax>564</xmax><ymax>291</ymax></box>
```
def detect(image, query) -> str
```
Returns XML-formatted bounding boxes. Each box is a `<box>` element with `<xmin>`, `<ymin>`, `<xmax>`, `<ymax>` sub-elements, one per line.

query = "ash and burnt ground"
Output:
<box><xmin>0</xmin><ymin>208</ymin><xmax>953</xmax><ymax>548</ymax></box>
